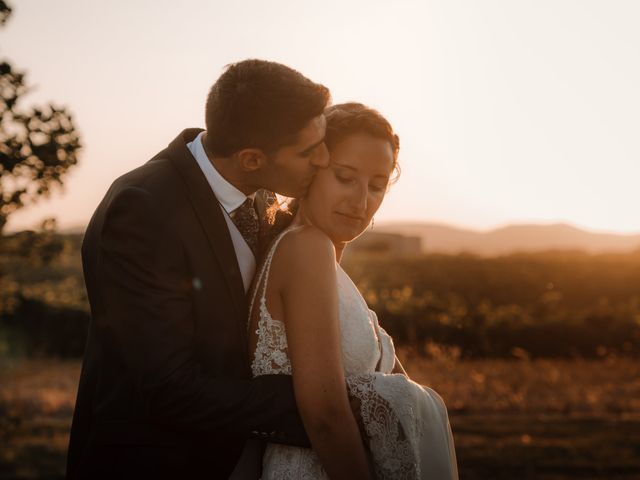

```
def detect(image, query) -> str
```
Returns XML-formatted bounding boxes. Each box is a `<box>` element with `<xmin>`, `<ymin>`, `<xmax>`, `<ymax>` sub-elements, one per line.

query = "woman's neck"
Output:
<box><xmin>292</xmin><ymin>208</ymin><xmax>346</xmax><ymax>263</ymax></box>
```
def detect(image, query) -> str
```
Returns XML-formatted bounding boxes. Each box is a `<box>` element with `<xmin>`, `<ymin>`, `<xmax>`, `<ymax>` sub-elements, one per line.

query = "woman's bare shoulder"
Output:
<box><xmin>273</xmin><ymin>225</ymin><xmax>336</xmax><ymax>275</ymax></box>
<box><xmin>279</xmin><ymin>225</ymin><xmax>335</xmax><ymax>259</ymax></box>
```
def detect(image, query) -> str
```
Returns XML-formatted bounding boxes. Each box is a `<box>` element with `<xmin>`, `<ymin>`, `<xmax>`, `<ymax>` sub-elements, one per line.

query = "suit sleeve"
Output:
<box><xmin>97</xmin><ymin>185</ymin><xmax>309</xmax><ymax>446</ymax></box>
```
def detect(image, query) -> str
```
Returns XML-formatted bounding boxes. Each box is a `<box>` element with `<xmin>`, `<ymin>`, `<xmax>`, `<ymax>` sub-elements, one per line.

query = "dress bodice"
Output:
<box><xmin>249</xmin><ymin>226</ymin><xmax>386</xmax><ymax>379</ymax></box>
<box><xmin>247</xmin><ymin>227</ymin><xmax>457</xmax><ymax>480</ymax></box>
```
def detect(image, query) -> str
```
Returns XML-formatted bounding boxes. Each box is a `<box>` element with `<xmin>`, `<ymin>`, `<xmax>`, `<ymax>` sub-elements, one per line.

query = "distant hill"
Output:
<box><xmin>374</xmin><ymin>222</ymin><xmax>640</xmax><ymax>255</ymax></box>
<box><xmin>13</xmin><ymin>221</ymin><xmax>640</xmax><ymax>256</ymax></box>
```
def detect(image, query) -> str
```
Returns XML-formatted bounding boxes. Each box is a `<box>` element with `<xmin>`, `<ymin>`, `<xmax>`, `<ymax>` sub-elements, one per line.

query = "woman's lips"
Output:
<box><xmin>334</xmin><ymin>212</ymin><xmax>365</xmax><ymax>224</ymax></box>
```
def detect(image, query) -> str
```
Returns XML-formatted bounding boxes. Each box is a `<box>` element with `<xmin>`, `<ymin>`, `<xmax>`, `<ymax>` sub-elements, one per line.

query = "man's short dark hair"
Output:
<box><xmin>204</xmin><ymin>59</ymin><xmax>330</xmax><ymax>157</ymax></box>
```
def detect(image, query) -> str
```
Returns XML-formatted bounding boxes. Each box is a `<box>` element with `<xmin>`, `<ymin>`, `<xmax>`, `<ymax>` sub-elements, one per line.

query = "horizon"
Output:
<box><xmin>377</xmin><ymin>219</ymin><xmax>640</xmax><ymax>237</ymax></box>
<box><xmin>9</xmin><ymin>218</ymin><xmax>640</xmax><ymax>239</ymax></box>
<box><xmin>2</xmin><ymin>0</ymin><xmax>638</xmax><ymax>236</ymax></box>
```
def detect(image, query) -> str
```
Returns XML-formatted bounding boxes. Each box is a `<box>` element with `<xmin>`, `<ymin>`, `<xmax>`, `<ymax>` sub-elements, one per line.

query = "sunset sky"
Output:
<box><xmin>2</xmin><ymin>0</ymin><xmax>639</xmax><ymax>234</ymax></box>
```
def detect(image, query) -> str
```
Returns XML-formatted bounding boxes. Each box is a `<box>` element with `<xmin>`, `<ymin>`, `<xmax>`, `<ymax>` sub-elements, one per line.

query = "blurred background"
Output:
<box><xmin>1</xmin><ymin>1</ymin><xmax>638</xmax><ymax>478</ymax></box>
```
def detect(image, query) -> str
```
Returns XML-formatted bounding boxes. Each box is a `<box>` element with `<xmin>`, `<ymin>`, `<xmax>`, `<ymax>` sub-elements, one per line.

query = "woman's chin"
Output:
<box><xmin>346</xmin><ymin>228</ymin><xmax>368</xmax><ymax>243</ymax></box>
<box><xmin>329</xmin><ymin>226</ymin><xmax>367</xmax><ymax>245</ymax></box>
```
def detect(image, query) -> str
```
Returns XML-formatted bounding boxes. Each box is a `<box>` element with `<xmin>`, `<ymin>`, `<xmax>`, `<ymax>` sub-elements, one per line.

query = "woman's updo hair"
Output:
<box><xmin>324</xmin><ymin>102</ymin><xmax>400</xmax><ymax>183</ymax></box>
<box><xmin>263</xmin><ymin>102</ymin><xmax>400</xmax><ymax>251</ymax></box>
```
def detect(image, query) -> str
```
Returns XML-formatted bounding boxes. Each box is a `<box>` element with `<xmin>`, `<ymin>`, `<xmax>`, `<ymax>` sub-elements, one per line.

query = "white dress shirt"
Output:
<box><xmin>187</xmin><ymin>131</ymin><xmax>256</xmax><ymax>292</ymax></box>
<box><xmin>188</xmin><ymin>132</ymin><xmax>262</xmax><ymax>479</ymax></box>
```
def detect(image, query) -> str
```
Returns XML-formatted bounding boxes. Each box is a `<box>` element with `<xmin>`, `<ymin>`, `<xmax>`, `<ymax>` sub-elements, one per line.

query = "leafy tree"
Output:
<box><xmin>0</xmin><ymin>1</ymin><xmax>81</xmax><ymax>233</ymax></box>
<box><xmin>0</xmin><ymin>1</ymin><xmax>10</xmax><ymax>26</ymax></box>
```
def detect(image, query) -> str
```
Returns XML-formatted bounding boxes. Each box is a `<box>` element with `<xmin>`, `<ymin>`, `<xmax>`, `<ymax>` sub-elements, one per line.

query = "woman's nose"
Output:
<box><xmin>350</xmin><ymin>183</ymin><xmax>368</xmax><ymax>213</ymax></box>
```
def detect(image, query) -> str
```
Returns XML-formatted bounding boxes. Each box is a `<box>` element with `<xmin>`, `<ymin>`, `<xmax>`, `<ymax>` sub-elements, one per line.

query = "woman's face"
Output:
<box><xmin>301</xmin><ymin>132</ymin><xmax>395</xmax><ymax>244</ymax></box>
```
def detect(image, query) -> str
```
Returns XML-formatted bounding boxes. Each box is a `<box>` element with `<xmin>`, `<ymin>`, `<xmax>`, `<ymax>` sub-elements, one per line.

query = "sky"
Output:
<box><xmin>1</xmin><ymin>0</ymin><xmax>639</xmax><ymax>234</ymax></box>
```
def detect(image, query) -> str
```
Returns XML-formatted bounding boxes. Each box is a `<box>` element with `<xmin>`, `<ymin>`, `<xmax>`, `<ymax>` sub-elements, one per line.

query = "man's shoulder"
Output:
<box><xmin>93</xmin><ymin>137</ymin><xmax>193</xmax><ymax>224</ymax></box>
<box><xmin>113</xmin><ymin>155</ymin><xmax>175</xmax><ymax>192</ymax></box>
<box><xmin>110</xmin><ymin>130</ymin><xmax>195</xmax><ymax>198</ymax></box>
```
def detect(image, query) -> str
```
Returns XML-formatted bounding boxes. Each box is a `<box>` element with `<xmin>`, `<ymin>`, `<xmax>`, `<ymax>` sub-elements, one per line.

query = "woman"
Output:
<box><xmin>248</xmin><ymin>103</ymin><xmax>458</xmax><ymax>479</ymax></box>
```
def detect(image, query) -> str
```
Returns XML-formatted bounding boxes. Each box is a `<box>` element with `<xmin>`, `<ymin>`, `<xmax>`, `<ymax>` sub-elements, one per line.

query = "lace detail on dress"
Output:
<box><xmin>252</xmin><ymin>302</ymin><xmax>291</xmax><ymax>375</ymax></box>
<box><xmin>347</xmin><ymin>374</ymin><xmax>421</xmax><ymax>480</ymax></box>
<box><xmin>262</xmin><ymin>444</ymin><xmax>327</xmax><ymax>479</ymax></box>
<box><xmin>247</xmin><ymin>226</ymin><xmax>458</xmax><ymax>480</ymax></box>
<box><xmin>249</xmin><ymin>227</ymin><xmax>301</xmax><ymax>377</ymax></box>
<box><xmin>249</xmin><ymin>226</ymin><xmax>381</xmax><ymax>377</ymax></box>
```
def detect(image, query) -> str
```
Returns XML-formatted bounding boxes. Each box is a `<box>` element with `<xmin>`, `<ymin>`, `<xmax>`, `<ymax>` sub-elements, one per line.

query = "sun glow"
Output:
<box><xmin>2</xmin><ymin>0</ymin><xmax>639</xmax><ymax>235</ymax></box>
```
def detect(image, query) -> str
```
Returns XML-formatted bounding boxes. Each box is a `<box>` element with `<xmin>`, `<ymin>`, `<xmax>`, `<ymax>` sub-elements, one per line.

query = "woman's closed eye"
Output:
<box><xmin>369</xmin><ymin>183</ymin><xmax>387</xmax><ymax>193</ymax></box>
<box><xmin>335</xmin><ymin>172</ymin><xmax>387</xmax><ymax>192</ymax></box>
<box><xmin>336</xmin><ymin>175</ymin><xmax>356</xmax><ymax>185</ymax></box>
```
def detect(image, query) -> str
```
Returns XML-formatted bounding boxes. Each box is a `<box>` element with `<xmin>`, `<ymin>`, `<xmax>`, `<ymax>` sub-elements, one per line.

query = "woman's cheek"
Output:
<box><xmin>368</xmin><ymin>193</ymin><xmax>383</xmax><ymax>214</ymax></box>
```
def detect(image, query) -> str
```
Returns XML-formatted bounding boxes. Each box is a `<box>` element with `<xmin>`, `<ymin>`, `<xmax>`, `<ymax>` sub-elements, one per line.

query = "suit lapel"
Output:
<box><xmin>167</xmin><ymin>129</ymin><xmax>247</xmax><ymax>329</ymax></box>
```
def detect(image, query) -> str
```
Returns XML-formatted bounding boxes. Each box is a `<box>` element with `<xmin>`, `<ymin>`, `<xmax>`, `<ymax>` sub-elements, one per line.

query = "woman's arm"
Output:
<box><xmin>278</xmin><ymin>227</ymin><xmax>372</xmax><ymax>480</ymax></box>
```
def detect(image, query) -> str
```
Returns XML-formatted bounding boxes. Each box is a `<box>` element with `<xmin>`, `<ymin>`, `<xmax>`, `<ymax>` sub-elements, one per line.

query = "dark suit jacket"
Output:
<box><xmin>66</xmin><ymin>129</ymin><xmax>308</xmax><ymax>480</ymax></box>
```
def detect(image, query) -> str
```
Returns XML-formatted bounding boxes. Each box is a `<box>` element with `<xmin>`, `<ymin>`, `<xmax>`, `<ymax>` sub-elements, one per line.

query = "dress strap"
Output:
<box><xmin>248</xmin><ymin>225</ymin><xmax>303</xmax><ymax>319</ymax></box>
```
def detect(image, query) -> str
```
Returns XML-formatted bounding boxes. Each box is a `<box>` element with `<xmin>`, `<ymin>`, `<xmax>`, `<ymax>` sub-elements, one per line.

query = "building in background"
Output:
<box><xmin>347</xmin><ymin>231</ymin><xmax>422</xmax><ymax>257</ymax></box>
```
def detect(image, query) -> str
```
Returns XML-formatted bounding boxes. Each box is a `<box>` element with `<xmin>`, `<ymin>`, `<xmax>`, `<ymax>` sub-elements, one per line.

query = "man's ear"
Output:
<box><xmin>235</xmin><ymin>148</ymin><xmax>268</xmax><ymax>172</ymax></box>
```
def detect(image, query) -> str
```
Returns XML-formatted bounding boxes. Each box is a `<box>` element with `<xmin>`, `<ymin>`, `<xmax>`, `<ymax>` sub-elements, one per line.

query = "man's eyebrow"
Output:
<box><xmin>299</xmin><ymin>138</ymin><xmax>324</xmax><ymax>155</ymax></box>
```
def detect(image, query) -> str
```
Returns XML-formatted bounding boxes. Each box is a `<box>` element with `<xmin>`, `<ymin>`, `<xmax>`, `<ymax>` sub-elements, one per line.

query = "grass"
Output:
<box><xmin>1</xmin><ymin>355</ymin><xmax>639</xmax><ymax>479</ymax></box>
<box><xmin>398</xmin><ymin>347</ymin><xmax>640</xmax><ymax>479</ymax></box>
<box><xmin>399</xmin><ymin>345</ymin><xmax>640</xmax><ymax>416</ymax></box>
<box><xmin>0</xmin><ymin>360</ymin><xmax>80</xmax><ymax>479</ymax></box>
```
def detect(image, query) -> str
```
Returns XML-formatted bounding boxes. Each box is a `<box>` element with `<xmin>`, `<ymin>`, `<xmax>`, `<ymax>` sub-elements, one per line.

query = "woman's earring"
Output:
<box><xmin>370</xmin><ymin>217</ymin><xmax>375</xmax><ymax>230</ymax></box>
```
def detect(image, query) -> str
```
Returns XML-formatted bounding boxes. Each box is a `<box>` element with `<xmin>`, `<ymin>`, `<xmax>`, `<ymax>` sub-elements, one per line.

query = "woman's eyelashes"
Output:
<box><xmin>334</xmin><ymin>170</ymin><xmax>388</xmax><ymax>193</ymax></box>
<box><xmin>369</xmin><ymin>183</ymin><xmax>387</xmax><ymax>193</ymax></box>
<box><xmin>335</xmin><ymin>173</ymin><xmax>356</xmax><ymax>185</ymax></box>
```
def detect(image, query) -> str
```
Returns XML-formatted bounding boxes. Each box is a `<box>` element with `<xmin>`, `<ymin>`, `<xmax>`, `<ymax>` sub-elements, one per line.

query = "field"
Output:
<box><xmin>401</xmin><ymin>347</ymin><xmax>640</xmax><ymax>479</ymax></box>
<box><xmin>2</xmin><ymin>232</ymin><xmax>640</xmax><ymax>359</ymax></box>
<box><xmin>2</xmin><ymin>231</ymin><xmax>640</xmax><ymax>478</ymax></box>
<box><xmin>1</xmin><ymin>353</ymin><xmax>639</xmax><ymax>479</ymax></box>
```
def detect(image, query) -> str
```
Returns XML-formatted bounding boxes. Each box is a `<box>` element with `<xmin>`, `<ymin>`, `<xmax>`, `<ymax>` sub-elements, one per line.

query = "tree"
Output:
<box><xmin>0</xmin><ymin>1</ymin><xmax>11</xmax><ymax>26</ymax></box>
<box><xmin>0</xmin><ymin>1</ymin><xmax>81</xmax><ymax>233</ymax></box>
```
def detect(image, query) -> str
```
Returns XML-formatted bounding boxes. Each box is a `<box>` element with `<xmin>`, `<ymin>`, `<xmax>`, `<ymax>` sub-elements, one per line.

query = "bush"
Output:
<box><xmin>343</xmin><ymin>251</ymin><xmax>640</xmax><ymax>358</ymax></box>
<box><xmin>1</xmin><ymin>294</ymin><xmax>88</xmax><ymax>357</ymax></box>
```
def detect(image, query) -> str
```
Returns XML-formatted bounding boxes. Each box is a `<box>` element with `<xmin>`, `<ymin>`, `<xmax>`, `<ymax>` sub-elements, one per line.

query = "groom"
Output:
<box><xmin>66</xmin><ymin>60</ymin><xmax>331</xmax><ymax>479</ymax></box>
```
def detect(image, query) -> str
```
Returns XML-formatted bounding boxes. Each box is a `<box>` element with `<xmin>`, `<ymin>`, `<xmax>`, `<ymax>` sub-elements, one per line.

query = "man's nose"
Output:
<box><xmin>311</xmin><ymin>143</ymin><xmax>330</xmax><ymax>168</ymax></box>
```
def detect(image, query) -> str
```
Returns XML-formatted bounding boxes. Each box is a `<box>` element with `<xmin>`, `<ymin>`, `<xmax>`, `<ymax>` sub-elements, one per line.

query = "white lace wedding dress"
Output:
<box><xmin>249</xmin><ymin>227</ymin><xmax>458</xmax><ymax>479</ymax></box>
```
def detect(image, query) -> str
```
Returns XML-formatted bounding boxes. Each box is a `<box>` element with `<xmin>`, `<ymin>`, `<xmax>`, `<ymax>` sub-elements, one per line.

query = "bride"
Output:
<box><xmin>248</xmin><ymin>102</ymin><xmax>458</xmax><ymax>479</ymax></box>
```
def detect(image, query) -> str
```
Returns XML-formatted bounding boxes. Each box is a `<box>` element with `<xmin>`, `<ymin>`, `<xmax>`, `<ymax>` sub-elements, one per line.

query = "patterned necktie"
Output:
<box><xmin>231</xmin><ymin>197</ymin><xmax>260</xmax><ymax>257</ymax></box>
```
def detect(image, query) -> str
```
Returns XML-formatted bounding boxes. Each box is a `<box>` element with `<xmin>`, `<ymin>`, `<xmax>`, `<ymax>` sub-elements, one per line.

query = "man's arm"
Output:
<box><xmin>96</xmin><ymin>185</ymin><xmax>308</xmax><ymax>445</ymax></box>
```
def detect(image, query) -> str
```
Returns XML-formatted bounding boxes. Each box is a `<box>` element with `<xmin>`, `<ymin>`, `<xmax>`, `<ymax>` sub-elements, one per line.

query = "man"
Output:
<box><xmin>67</xmin><ymin>59</ymin><xmax>331</xmax><ymax>479</ymax></box>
